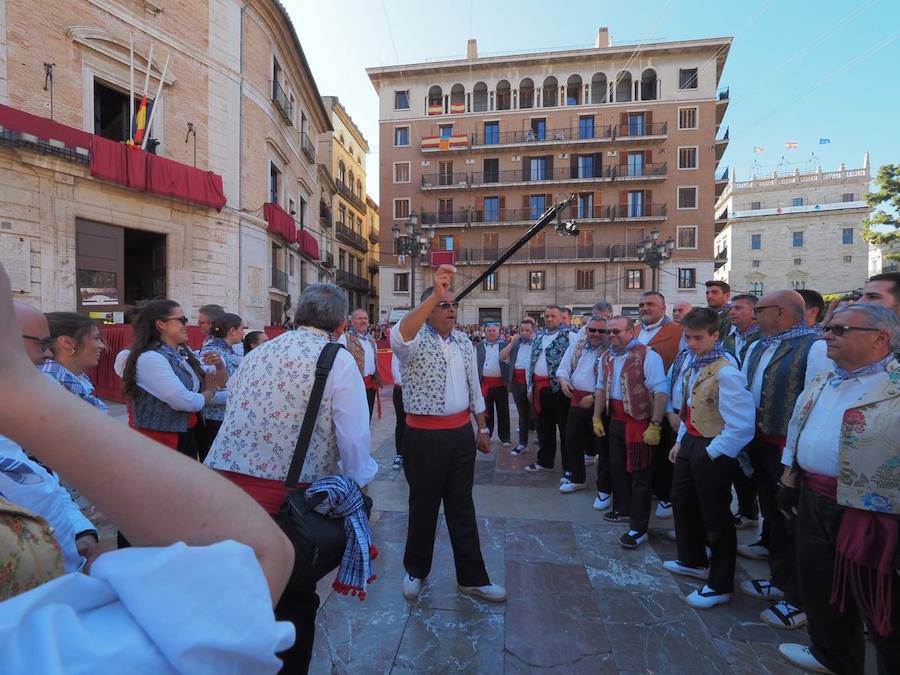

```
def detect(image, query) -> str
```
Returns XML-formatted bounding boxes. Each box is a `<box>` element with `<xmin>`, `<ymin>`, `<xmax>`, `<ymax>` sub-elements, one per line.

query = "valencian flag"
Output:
<box><xmin>785</xmin><ymin>141</ymin><xmax>799</xmax><ymax>149</ymax></box>
<box><xmin>131</xmin><ymin>96</ymin><xmax>152</xmax><ymax>145</ymax></box>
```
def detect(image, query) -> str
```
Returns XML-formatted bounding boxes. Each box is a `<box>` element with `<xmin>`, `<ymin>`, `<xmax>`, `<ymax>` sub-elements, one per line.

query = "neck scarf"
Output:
<box><xmin>688</xmin><ymin>344</ymin><xmax>726</xmax><ymax>372</ymax></box>
<box><xmin>609</xmin><ymin>337</ymin><xmax>640</xmax><ymax>358</ymax></box>
<box><xmin>734</xmin><ymin>323</ymin><xmax>760</xmax><ymax>340</ymax></box>
<box><xmin>830</xmin><ymin>354</ymin><xmax>894</xmax><ymax>389</ymax></box>
<box><xmin>641</xmin><ymin>315</ymin><xmax>671</xmax><ymax>329</ymax></box>
<box><xmin>425</xmin><ymin>322</ymin><xmax>456</xmax><ymax>343</ymax></box>
<box><xmin>758</xmin><ymin>322</ymin><xmax>819</xmax><ymax>351</ymax></box>
<box><xmin>205</xmin><ymin>336</ymin><xmax>234</xmax><ymax>354</ymax></box>
<box><xmin>348</xmin><ymin>326</ymin><xmax>370</xmax><ymax>340</ymax></box>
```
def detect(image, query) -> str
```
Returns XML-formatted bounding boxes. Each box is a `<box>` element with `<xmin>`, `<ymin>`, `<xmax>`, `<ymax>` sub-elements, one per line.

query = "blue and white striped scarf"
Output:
<box><xmin>687</xmin><ymin>344</ymin><xmax>727</xmax><ymax>372</ymax></box>
<box><xmin>608</xmin><ymin>337</ymin><xmax>641</xmax><ymax>358</ymax></box>
<box><xmin>757</xmin><ymin>322</ymin><xmax>820</xmax><ymax>351</ymax></box>
<box><xmin>305</xmin><ymin>475</ymin><xmax>377</xmax><ymax>600</ymax></box>
<box><xmin>829</xmin><ymin>354</ymin><xmax>894</xmax><ymax>389</ymax></box>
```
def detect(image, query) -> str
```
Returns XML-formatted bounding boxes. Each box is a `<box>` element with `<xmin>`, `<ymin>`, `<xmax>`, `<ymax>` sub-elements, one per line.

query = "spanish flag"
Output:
<box><xmin>131</xmin><ymin>96</ymin><xmax>152</xmax><ymax>145</ymax></box>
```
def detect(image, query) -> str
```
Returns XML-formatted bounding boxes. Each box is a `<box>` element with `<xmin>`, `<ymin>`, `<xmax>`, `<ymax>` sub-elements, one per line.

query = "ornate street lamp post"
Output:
<box><xmin>637</xmin><ymin>229</ymin><xmax>675</xmax><ymax>292</ymax></box>
<box><xmin>392</xmin><ymin>211</ymin><xmax>434</xmax><ymax>308</ymax></box>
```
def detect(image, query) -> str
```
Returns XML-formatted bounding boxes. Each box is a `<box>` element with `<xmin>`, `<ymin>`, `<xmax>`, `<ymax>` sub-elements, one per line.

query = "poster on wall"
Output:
<box><xmin>80</xmin><ymin>287</ymin><xmax>119</xmax><ymax>306</ymax></box>
<box><xmin>89</xmin><ymin>311</ymin><xmax>124</xmax><ymax>324</ymax></box>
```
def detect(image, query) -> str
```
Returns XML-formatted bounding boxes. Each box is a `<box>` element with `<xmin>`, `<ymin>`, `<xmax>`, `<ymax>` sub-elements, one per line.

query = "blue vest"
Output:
<box><xmin>132</xmin><ymin>347</ymin><xmax>198</xmax><ymax>433</ymax></box>
<box><xmin>745</xmin><ymin>334</ymin><xmax>818</xmax><ymax>437</ymax></box>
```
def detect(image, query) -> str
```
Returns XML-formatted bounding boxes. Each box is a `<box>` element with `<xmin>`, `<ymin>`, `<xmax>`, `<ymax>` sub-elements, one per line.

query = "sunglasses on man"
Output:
<box><xmin>436</xmin><ymin>301</ymin><xmax>460</xmax><ymax>310</ymax></box>
<box><xmin>587</xmin><ymin>327</ymin><xmax>608</xmax><ymax>334</ymax></box>
<box><xmin>823</xmin><ymin>324</ymin><xmax>882</xmax><ymax>337</ymax></box>
<box><xmin>162</xmin><ymin>316</ymin><xmax>189</xmax><ymax>325</ymax></box>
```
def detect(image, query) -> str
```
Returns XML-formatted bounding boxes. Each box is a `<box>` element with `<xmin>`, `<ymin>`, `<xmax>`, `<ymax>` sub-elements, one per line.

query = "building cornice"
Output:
<box><xmin>322</xmin><ymin>96</ymin><xmax>369</xmax><ymax>152</ymax></box>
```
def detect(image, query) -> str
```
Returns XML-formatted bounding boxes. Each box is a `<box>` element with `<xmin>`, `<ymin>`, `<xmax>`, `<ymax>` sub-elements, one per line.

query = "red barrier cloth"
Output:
<box><xmin>0</xmin><ymin>103</ymin><xmax>91</xmax><ymax>148</ymax></box>
<box><xmin>264</xmin><ymin>203</ymin><xmax>298</xmax><ymax>243</ymax></box>
<box><xmin>377</xmin><ymin>350</ymin><xmax>393</xmax><ymax>385</ymax></box>
<box><xmin>87</xmin><ymin>324</ymin><xmax>134</xmax><ymax>403</ymax></box>
<box><xmin>145</xmin><ymin>152</ymin><xmax>226</xmax><ymax>210</ymax></box>
<box><xmin>186</xmin><ymin>326</ymin><xmax>205</xmax><ymax>351</ymax></box>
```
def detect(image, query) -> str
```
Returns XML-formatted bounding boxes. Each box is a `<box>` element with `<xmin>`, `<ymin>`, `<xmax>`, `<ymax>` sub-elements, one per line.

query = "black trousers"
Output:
<box><xmin>732</xmin><ymin>461</ymin><xmax>758</xmax><ymax>519</ymax></box>
<box><xmin>483</xmin><ymin>384</ymin><xmax>510</xmax><ymax>443</ymax></box>
<box><xmin>651</xmin><ymin>419</ymin><xmax>676</xmax><ymax>502</ymax></box>
<box><xmin>366</xmin><ymin>387</ymin><xmax>376</xmax><ymax>419</ymax></box>
<box><xmin>274</xmin><ymin>547</ymin><xmax>320</xmax><ymax>673</ymax></box>
<box><xmin>393</xmin><ymin>385</ymin><xmax>406</xmax><ymax>457</ymax></box>
<box><xmin>748</xmin><ymin>436</ymin><xmax>801</xmax><ymax>605</ymax></box>
<box><xmin>671</xmin><ymin>434</ymin><xmax>738</xmax><ymax>593</ymax></box>
<box><xmin>563</xmin><ymin>404</ymin><xmax>600</xmax><ymax>485</ymax></box>
<box><xmin>509</xmin><ymin>382</ymin><xmax>531</xmax><ymax>446</ymax></box>
<box><xmin>608</xmin><ymin>418</ymin><xmax>653</xmax><ymax>533</ymax></box>
<box><xmin>797</xmin><ymin>485</ymin><xmax>900</xmax><ymax>675</ymax></box>
<box><xmin>536</xmin><ymin>388</ymin><xmax>571</xmax><ymax>470</ymax></box>
<box><xmin>195</xmin><ymin>418</ymin><xmax>222</xmax><ymax>464</ymax></box>
<box><xmin>402</xmin><ymin>424</ymin><xmax>490</xmax><ymax>586</ymax></box>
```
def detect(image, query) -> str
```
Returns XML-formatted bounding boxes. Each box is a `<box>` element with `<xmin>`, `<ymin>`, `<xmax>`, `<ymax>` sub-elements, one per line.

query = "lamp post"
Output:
<box><xmin>392</xmin><ymin>210</ymin><xmax>434</xmax><ymax>308</ymax></box>
<box><xmin>637</xmin><ymin>229</ymin><xmax>675</xmax><ymax>292</ymax></box>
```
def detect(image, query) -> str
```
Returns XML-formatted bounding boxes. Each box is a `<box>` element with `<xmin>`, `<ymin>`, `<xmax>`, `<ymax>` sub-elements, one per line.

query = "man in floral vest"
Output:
<box><xmin>592</xmin><ymin>316</ymin><xmax>668</xmax><ymax>549</ymax></box>
<box><xmin>777</xmin><ymin>303</ymin><xmax>900</xmax><ymax>674</ymax></box>
<box><xmin>523</xmin><ymin>305</ymin><xmax>578</xmax><ymax>474</ymax></box>
<box><xmin>338</xmin><ymin>309</ymin><xmax>382</xmax><ymax>419</ymax></box>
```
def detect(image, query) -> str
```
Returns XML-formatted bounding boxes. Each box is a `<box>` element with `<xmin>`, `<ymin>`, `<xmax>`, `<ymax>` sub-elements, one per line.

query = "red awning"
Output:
<box><xmin>300</xmin><ymin>229</ymin><xmax>320</xmax><ymax>260</ymax></box>
<box><xmin>264</xmin><ymin>202</ymin><xmax>299</xmax><ymax>243</ymax></box>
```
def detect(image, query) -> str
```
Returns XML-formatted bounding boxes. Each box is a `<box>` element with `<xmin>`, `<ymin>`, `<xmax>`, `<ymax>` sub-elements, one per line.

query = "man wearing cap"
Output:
<box><xmin>476</xmin><ymin>323</ymin><xmax>510</xmax><ymax>447</ymax></box>
<box><xmin>500</xmin><ymin>318</ymin><xmax>536</xmax><ymax>455</ymax></box>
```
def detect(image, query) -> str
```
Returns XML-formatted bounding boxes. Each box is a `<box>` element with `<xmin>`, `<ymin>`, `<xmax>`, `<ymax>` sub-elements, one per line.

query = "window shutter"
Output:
<box><xmin>645</xmin><ymin>110</ymin><xmax>653</xmax><ymax>126</ymax></box>
<box><xmin>546</xmin><ymin>154</ymin><xmax>554</xmax><ymax>174</ymax></box>
<box><xmin>499</xmin><ymin>196</ymin><xmax>505</xmax><ymax>210</ymax></box>
<box><xmin>522</xmin><ymin>194</ymin><xmax>530</xmax><ymax>209</ymax></box>
<box><xmin>594</xmin><ymin>153</ymin><xmax>603</xmax><ymax>177</ymax></box>
<box><xmin>619</xmin><ymin>190</ymin><xmax>628</xmax><ymax>206</ymax></box>
<box><xmin>545</xmin><ymin>193</ymin><xmax>552</xmax><ymax>209</ymax></box>
<box><xmin>570</xmin><ymin>154</ymin><xmax>578</xmax><ymax>175</ymax></box>
<box><xmin>522</xmin><ymin>158</ymin><xmax>530</xmax><ymax>182</ymax></box>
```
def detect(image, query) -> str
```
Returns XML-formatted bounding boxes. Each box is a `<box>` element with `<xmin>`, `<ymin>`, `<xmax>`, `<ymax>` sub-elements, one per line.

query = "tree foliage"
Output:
<box><xmin>862</xmin><ymin>164</ymin><xmax>900</xmax><ymax>261</ymax></box>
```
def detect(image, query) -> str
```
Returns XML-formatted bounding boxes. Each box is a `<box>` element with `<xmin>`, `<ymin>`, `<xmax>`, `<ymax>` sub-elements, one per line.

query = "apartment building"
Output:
<box><xmin>714</xmin><ymin>156</ymin><xmax>872</xmax><ymax>296</ymax></box>
<box><xmin>0</xmin><ymin>0</ymin><xmax>331</xmax><ymax>328</ymax></box>
<box><xmin>368</xmin><ymin>29</ymin><xmax>731</xmax><ymax>325</ymax></box>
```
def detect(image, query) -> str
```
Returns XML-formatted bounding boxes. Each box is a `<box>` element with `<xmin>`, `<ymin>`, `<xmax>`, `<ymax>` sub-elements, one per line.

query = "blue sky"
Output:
<box><xmin>285</xmin><ymin>0</ymin><xmax>900</xmax><ymax>202</ymax></box>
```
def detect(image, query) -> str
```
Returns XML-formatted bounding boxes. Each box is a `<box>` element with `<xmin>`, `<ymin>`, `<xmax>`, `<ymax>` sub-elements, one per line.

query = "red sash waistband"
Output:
<box><xmin>533</xmin><ymin>376</ymin><xmax>552</xmax><ymax>413</ymax></box>
<box><xmin>609</xmin><ymin>399</ymin><xmax>631</xmax><ymax>423</ymax></box>
<box><xmin>406</xmin><ymin>409</ymin><xmax>471</xmax><ymax>430</ymax></box>
<box><xmin>363</xmin><ymin>375</ymin><xmax>378</xmax><ymax>390</ymax></box>
<box><xmin>755</xmin><ymin>431</ymin><xmax>787</xmax><ymax>448</ymax></box>
<box><xmin>684</xmin><ymin>407</ymin><xmax>705</xmax><ymax>438</ymax></box>
<box><xmin>218</xmin><ymin>470</ymin><xmax>310</xmax><ymax>515</ymax></box>
<box><xmin>608</xmin><ymin>400</ymin><xmax>652</xmax><ymax>472</ymax></box>
<box><xmin>802</xmin><ymin>471</ymin><xmax>838</xmax><ymax>500</ymax></box>
<box><xmin>571</xmin><ymin>389</ymin><xmax>593</xmax><ymax>406</ymax></box>
<box><xmin>513</xmin><ymin>368</ymin><xmax>527</xmax><ymax>385</ymax></box>
<box><xmin>481</xmin><ymin>376</ymin><xmax>504</xmax><ymax>398</ymax></box>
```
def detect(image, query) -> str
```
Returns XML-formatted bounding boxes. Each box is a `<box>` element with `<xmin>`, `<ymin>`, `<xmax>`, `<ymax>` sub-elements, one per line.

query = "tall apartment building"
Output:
<box><xmin>317</xmin><ymin>96</ymin><xmax>379</xmax><ymax>318</ymax></box>
<box><xmin>0</xmin><ymin>0</ymin><xmax>332</xmax><ymax>328</ymax></box>
<box><xmin>714</xmin><ymin>156</ymin><xmax>872</xmax><ymax>296</ymax></box>
<box><xmin>368</xmin><ymin>29</ymin><xmax>731</xmax><ymax>325</ymax></box>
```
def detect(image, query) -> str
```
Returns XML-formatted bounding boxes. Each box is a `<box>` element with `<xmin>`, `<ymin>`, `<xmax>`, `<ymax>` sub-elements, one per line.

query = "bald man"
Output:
<box><xmin>672</xmin><ymin>302</ymin><xmax>692</xmax><ymax>324</ymax></box>
<box><xmin>737</xmin><ymin>290</ymin><xmax>832</xmax><ymax>631</ymax></box>
<box><xmin>1</xmin><ymin>302</ymin><xmax>99</xmax><ymax>572</ymax></box>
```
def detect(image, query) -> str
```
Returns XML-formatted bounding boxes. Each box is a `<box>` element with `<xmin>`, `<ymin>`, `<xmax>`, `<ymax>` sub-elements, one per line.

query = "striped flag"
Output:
<box><xmin>819</xmin><ymin>138</ymin><xmax>831</xmax><ymax>145</ymax></box>
<box><xmin>785</xmin><ymin>141</ymin><xmax>799</xmax><ymax>149</ymax></box>
<box><xmin>131</xmin><ymin>96</ymin><xmax>152</xmax><ymax>145</ymax></box>
<box><xmin>753</xmin><ymin>146</ymin><xmax>765</xmax><ymax>153</ymax></box>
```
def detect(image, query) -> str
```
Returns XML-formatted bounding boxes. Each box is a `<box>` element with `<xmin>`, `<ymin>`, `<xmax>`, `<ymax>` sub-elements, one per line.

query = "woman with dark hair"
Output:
<box><xmin>242</xmin><ymin>330</ymin><xmax>269</xmax><ymax>354</ymax></box>
<box><xmin>41</xmin><ymin>312</ymin><xmax>108</xmax><ymax>413</ymax></box>
<box><xmin>197</xmin><ymin>313</ymin><xmax>244</xmax><ymax>461</ymax></box>
<box><xmin>120</xmin><ymin>300</ymin><xmax>225</xmax><ymax>455</ymax></box>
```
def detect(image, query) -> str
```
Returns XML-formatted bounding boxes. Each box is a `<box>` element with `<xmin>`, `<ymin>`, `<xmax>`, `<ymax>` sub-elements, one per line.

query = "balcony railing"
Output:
<box><xmin>717</xmin><ymin>127</ymin><xmax>729</xmax><ymax>142</ymax></box>
<box><xmin>422</xmin><ymin>163</ymin><xmax>666</xmax><ymax>189</ymax></box>
<box><xmin>270</xmin><ymin>81</ymin><xmax>293</xmax><ymax>125</ymax></box>
<box><xmin>470</xmin><ymin>124</ymin><xmax>614</xmax><ymax>147</ymax></box>
<box><xmin>419</xmin><ymin>203</ymin><xmax>669</xmax><ymax>226</ymax></box>
<box><xmin>717</xmin><ymin>87</ymin><xmax>730</xmax><ymax>101</ymax></box>
<box><xmin>336</xmin><ymin>180</ymin><xmax>367</xmax><ymax>214</ymax></box>
<box><xmin>612</xmin><ymin>121</ymin><xmax>668</xmax><ymax>139</ymax></box>
<box><xmin>336</xmin><ymin>269</ymin><xmax>370</xmax><ymax>292</ymax></box>
<box><xmin>271</xmin><ymin>268</ymin><xmax>289</xmax><ymax>292</ymax></box>
<box><xmin>368</xmin><ymin>226</ymin><xmax>380</xmax><ymax>244</ymax></box>
<box><xmin>319</xmin><ymin>201</ymin><xmax>332</xmax><ymax>228</ymax></box>
<box><xmin>608</xmin><ymin>203</ymin><xmax>667</xmax><ymax>220</ymax></box>
<box><xmin>716</xmin><ymin>166</ymin><xmax>729</xmax><ymax>182</ymax></box>
<box><xmin>301</xmin><ymin>131</ymin><xmax>315</xmax><ymax>163</ymax></box>
<box><xmin>335</xmin><ymin>221</ymin><xmax>368</xmax><ymax>253</ymax></box>
<box><xmin>454</xmin><ymin>243</ymin><xmax>641</xmax><ymax>264</ymax></box>
<box><xmin>368</xmin><ymin>259</ymin><xmax>379</xmax><ymax>273</ymax></box>
<box><xmin>321</xmin><ymin>251</ymin><xmax>334</xmax><ymax>268</ymax></box>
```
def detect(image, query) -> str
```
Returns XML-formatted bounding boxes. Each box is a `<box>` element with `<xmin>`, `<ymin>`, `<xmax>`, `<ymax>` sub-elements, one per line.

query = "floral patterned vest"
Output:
<box><xmin>787</xmin><ymin>360</ymin><xmax>900</xmax><ymax>514</ymax></box>
<box><xmin>399</xmin><ymin>325</ymin><xmax>480</xmax><ymax>415</ymax></box>
<box><xmin>601</xmin><ymin>344</ymin><xmax>652</xmax><ymax>420</ymax></box>
<box><xmin>529</xmin><ymin>330</ymin><xmax>571</xmax><ymax>392</ymax></box>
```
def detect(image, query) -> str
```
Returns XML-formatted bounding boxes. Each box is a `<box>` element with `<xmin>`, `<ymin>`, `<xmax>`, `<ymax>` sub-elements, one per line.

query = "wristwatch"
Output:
<box><xmin>478</xmin><ymin>428</ymin><xmax>490</xmax><ymax>435</ymax></box>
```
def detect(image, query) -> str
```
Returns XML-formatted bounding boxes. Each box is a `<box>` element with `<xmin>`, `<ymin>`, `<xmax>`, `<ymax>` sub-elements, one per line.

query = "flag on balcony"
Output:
<box><xmin>818</xmin><ymin>138</ymin><xmax>831</xmax><ymax>145</ymax></box>
<box><xmin>753</xmin><ymin>146</ymin><xmax>765</xmax><ymax>153</ymax></box>
<box><xmin>785</xmin><ymin>141</ymin><xmax>799</xmax><ymax>149</ymax></box>
<box><xmin>131</xmin><ymin>96</ymin><xmax>152</xmax><ymax>145</ymax></box>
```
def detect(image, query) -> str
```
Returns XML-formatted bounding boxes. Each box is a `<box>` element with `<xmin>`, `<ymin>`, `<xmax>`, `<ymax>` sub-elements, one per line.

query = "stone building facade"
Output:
<box><xmin>714</xmin><ymin>156</ymin><xmax>872</xmax><ymax>296</ymax></box>
<box><xmin>369</xmin><ymin>29</ymin><xmax>731</xmax><ymax>325</ymax></box>
<box><xmin>0</xmin><ymin>0</ymin><xmax>332</xmax><ymax>328</ymax></box>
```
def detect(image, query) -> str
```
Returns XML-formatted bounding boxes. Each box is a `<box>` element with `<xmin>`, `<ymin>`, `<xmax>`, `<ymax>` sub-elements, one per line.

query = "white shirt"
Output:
<box><xmin>0</xmin><ymin>435</ymin><xmax>94</xmax><ymax>573</ymax></box>
<box><xmin>391</xmin><ymin>328</ymin><xmax>486</xmax><ymax>416</ymax></box>
<box><xmin>556</xmin><ymin>342</ymin><xmax>602</xmax><ymax>392</ymax></box>
<box><xmin>596</xmin><ymin>348</ymin><xmax>668</xmax><ymax>400</ymax></box>
<box><xmin>513</xmin><ymin>341</ymin><xmax>533</xmax><ymax>371</ymax></box>
<box><xmin>728</xmin><ymin>325</ymin><xmax>750</xmax><ymax>359</ymax></box>
<box><xmin>675</xmin><ymin>364</ymin><xmax>756</xmax><ymax>458</ymax></box>
<box><xmin>781</xmin><ymin>370</ymin><xmax>889</xmax><ymax>476</ymax></box>
<box><xmin>742</xmin><ymin>339</ymin><xmax>831</xmax><ymax>408</ymax></box>
<box><xmin>337</xmin><ymin>333</ymin><xmax>376</xmax><ymax>376</ymax></box>
<box><xmin>0</xmin><ymin>541</ymin><xmax>294</xmax><ymax>673</ymax></box>
<box><xmin>113</xmin><ymin>349</ymin><xmax>213</xmax><ymax>412</ymax></box>
<box><xmin>532</xmin><ymin>330</ymin><xmax>579</xmax><ymax>378</ymax></box>
<box><xmin>637</xmin><ymin>317</ymin><xmax>666</xmax><ymax>345</ymax></box>
<box><xmin>390</xmin><ymin>352</ymin><xmax>402</xmax><ymax>386</ymax></box>
<box><xmin>482</xmin><ymin>342</ymin><xmax>502</xmax><ymax>377</ymax></box>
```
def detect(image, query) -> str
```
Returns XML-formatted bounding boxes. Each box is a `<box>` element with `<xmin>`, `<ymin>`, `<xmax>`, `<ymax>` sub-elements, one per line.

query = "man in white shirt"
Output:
<box><xmin>500</xmin><ymin>318</ymin><xmax>536</xmax><ymax>455</ymax></box>
<box><xmin>476</xmin><ymin>324</ymin><xmax>510</xmax><ymax>446</ymax></box>
<box><xmin>391</xmin><ymin>265</ymin><xmax>505</xmax><ymax>604</ymax></box>
<box><xmin>338</xmin><ymin>309</ymin><xmax>381</xmax><ymax>418</ymax></box>
<box><xmin>556</xmin><ymin>316</ymin><xmax>608</xmax><ymax>495</ymax></box>
<box><xmin>390</xmin><ymin>334</ymin><xmax>405</xmax><ymax>471</ymax></box>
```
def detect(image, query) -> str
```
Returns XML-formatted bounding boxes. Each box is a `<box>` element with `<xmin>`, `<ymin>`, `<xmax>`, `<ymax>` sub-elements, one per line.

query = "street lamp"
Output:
<box><xmin>392</xmin><ymin>210</ymin><xmax>434</xmax><ymax>308</ymax></box>
<box><xmin>637</xmin><ymin>229</ymin><xmax>675</xmax><ymax>292</ymax></box>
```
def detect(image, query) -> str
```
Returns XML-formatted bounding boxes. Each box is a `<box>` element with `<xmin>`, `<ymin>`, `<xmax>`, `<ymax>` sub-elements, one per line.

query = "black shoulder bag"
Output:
<box><xmin>276</xmin><ymin>342</ymin><xmax>373</xmax><ymax>588</ymax></box>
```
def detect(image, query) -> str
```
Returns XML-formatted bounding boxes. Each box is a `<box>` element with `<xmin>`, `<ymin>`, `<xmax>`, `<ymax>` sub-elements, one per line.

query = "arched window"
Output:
<box><xmin>590</xmin><ymin>73</ymin><xmax>607</xmax><ymax>104</ymax></box>
<box><xmin>519</xmin><ymin>78</ymin><xmax>534</xmax><ymax>109</ymax></box>
<box><xmin>566</xmin><ymin>75</ymin><xmax>582</xmax><ymax>105</ymax></box>
<box><xmin>428</xmin><ymin>85</ymin><xmax>443</xmax><ymax>115</ymax></box>
<box><xmin>472</xmin><ymin>82</ymin><xmax>488</xmax><ymax>112</ymax></box>
<box><xmin>450</xmin><ymin>83</ymin><xmax>465</xmax><ymax>113</ymax></box>
<box><xmin>542</xmin><ymin>76</ymin><xmax>558</xmax><ymax>107</ymax></box>
<box><xmin>496</xmin><ymin>80</ymin><xmax>511</xmax><ymax>110</ymax></box>
<box><xmin>640</xmin><ymin>68</ymin><xmax>658</xmax><ymax>100</ymax></box>
<box><xmin>338</xmin><ymin>160</ymin><xmax>346</xmax><ymax>185</ymax></box>
<box><xmin>356</xmin><ymin>179</ymin><xmax>362</xmax><ymax>197</ymax></box>
<box><xmin>615</xmin><ymin>71</ymin><xmax>632</xmax><ymax>102</ymax></box>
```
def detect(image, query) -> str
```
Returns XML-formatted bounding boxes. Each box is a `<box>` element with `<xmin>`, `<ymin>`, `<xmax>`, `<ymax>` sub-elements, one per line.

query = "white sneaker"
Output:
<box><xmin>737</xmin><ymin>541</ymin><xmax>769</xmax><ymax>560</ymax></box>
<box><xmin>655</xmin><ymin>501</ymin><xmax>673</xmax><ymax>519</ymax></box>
<box><xmin>686</xmin><ymin>585</ymin><xmax>731</xmax><ymax>609</ymax></box>
<box><xmin>739</xmin><ymin>578</ymin><xmax>784</xmax><ymax>600</ymax></box>
<box><xmin>584</xmin><ymin>454</ymin><xmax>597</xmax><ymax>465</ymax></box>
<box><xmin>593</xmin><ymin>492</ymin><xmax>612</xmax><ymax>511</ymax></box>
<box><xmin>559</xmin><ymin>479</ymin><xmax>587</xmax><ymax>494</ymax></box>
<box><xmin>402</xmin><ymin>574</ymin><xmax>423</xmax><ymax>601</ymax></box>
<box><xmin>458</xmin><ymin>583</ymin><xmax>507</xmax><ymax>602</ymax></box>
<box><xmin>524</xmin><ymin>462</ymin><xmax>552</xmax><ymax>472</ymax></box>
<box><xmin>663</xmin><ymin>560</ymin><xmax>709</xmax><ymax>580</ymax></box>
<box><xmin>559</xmin><ymin>471</ymin><xmax>573</xmax><ymax>484</ymax></box>
<box><xmin>502</xmin><ymin>441</ymin><xmax>511</xmax><ymax>447</ymax></box>
<box><xmin>778</xmin><ymin>644</ymin><xmax>835</xmax><ymax>674</ymax></box>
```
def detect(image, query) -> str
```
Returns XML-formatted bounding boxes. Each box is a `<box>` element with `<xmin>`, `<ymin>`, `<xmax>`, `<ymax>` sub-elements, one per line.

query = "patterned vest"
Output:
<box><xmin>399</xmin><ymin>325</ymin><xmax>479</xmax><ymax>415</ymax></box>
<box><xmin>529</xmin><ymin>331</ymin><xmax>570</xmax><ymax>391</ymax></box>
<box><xmin>345</xmin><ymin>332</ymin><xmax>377</xmax><ymax>376</ymax></box>
<box><xmin>680</xmin><ymin>357</ymin><xmax>731</xmax><ymax>438</ymax></box>
<box><xmin>745</xmin><ymin>334</ymin><xmax>818</xmax><ymax>436</ymax></box>
<box><xmin>570</xmin><ymin>338</ymin><xmax>601</xmax><ymax>386</ymax></box>
<box><xmin>132</xmin><ymin>346</ymin><xmax>197</xmax><ymax>432</ymax></box>
<box><xmin>601</xmin><ymin>344</ymin><xmax>652</xmax><ymax>420</ymax></box>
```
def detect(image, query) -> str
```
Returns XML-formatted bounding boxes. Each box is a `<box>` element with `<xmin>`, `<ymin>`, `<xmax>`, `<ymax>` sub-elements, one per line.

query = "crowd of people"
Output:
<box><xmin>1</xmin><ymin>259</ymin><xmax>898</xmax><ymax>674</ymax></box>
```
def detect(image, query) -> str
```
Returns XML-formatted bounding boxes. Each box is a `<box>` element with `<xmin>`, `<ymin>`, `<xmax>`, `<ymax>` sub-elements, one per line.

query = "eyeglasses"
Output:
<box><xmin>587</xmin><ymin>328</ymin><xmax>608</xmax><ymax>334</ymax></box>
<box><xmin>23</xmin><ymin>334</ymin><xmax>54</xmax><ymax>350</ymax></box>
<box><xmin>824</xmin><ymin>324</ymin><xmax>882</xmax><ymax>337</ymax></box>
<box><xmin>162</xmin><ymin>316</ymin><xmax>188</xmax><ymax>325</ymax></box>
<box><xmin>608</xmin><ymin>328</ymin><xmax>628</xmax><ymax>335</ymax></box>
<box><xmin>753</xmin><ymin>305</ymin><xmax>781</xmax><ymax>315</ymax></box>
<box><xmin>436</xmin><ymin>301</ymin><xmax>460</xmax><ymax>310</ymax></box>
